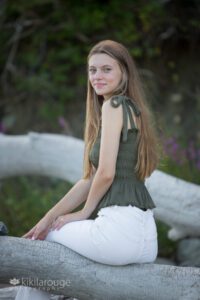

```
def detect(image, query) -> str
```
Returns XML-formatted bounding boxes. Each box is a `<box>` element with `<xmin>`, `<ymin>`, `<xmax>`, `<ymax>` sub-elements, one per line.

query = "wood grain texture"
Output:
<box><xmin>0</xmin><ymin>236</ymin><xmax>199</xmax><ymax>300</ymax></box>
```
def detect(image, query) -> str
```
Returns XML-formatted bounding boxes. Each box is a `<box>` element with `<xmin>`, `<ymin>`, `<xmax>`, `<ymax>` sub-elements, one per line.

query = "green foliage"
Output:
<box><xmin>2</xmin><ymin>0</ymin><xmax>199</xmax><ymax>98</ymax></box>
<box><xmin>0</xmin><ymin>176</ymin><xmax>73</xmax><ymax>237</ymax></box>
<box><xmin>160</xmin><ymin>155</ymin><xmax>200</xmax><ymax>185</ymax></box>
<box><xmin>1</xmin><ymin>0</ymin><xmax>199</xmax><ymax>137</ymax></box>
<box><xmin>156</xmin><ymin>220</ymin><xmax>177</xmax><ymax>258</ymax></box>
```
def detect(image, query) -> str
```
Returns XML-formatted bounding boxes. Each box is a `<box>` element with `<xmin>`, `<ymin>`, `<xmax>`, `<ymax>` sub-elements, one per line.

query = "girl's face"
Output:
<box><xmin>88</xmin><ymin>53</ymin><xmax>122</xmax><ymax>100</ymax></box>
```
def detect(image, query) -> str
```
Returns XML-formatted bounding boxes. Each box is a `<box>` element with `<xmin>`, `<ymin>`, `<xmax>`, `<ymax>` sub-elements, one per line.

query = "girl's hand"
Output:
<box><xmin>22</xmin><ymin>215</ymin><xmax>53</xmax><ymax>240</ymax></box>
<box><xmin>51</xmin><ymin>211</ymin><xmax>86</xmax><ymax>231</ymax></box>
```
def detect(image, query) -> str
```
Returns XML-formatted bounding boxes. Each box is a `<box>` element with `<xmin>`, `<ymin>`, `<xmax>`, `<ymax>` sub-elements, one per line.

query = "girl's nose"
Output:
<box><xmin>93</xmin><ymin>70</ymin><xmax>103</xmax><ymax>79</ymax></box>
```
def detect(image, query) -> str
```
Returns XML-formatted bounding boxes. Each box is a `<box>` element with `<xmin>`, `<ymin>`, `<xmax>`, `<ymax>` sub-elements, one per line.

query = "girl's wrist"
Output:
<box><xmin>68</xmin><ymin>210</ymin><xmax>87</xmax><ymax>222</ymax></box>
<box><xmin>44</xmin><ymin>211</ymin><xmax>56</xmax><ymax>222</ymax></box>
<box><xmin>79</xmin><ymin>208</ymin><xmax>91</xmax><ymax>220</ymax></box>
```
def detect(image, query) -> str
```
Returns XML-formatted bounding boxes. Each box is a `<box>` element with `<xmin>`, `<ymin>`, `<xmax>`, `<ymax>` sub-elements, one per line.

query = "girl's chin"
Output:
<box><xmin>94</xmin><ymin>89</ymin><xmax>104</xmax><ymax>95</ymax></box>
<box><xmin>95</xmin><ymin>92</ymin><xmax>104</xmax><ymax>96</ymax></box>
<box><xmin>94</xmin><ymin>89</ymin><xmax>112</xmax><ymax>97</ymax></box>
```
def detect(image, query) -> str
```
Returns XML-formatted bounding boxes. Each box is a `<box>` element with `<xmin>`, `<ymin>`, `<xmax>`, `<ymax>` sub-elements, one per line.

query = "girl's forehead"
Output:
<box><xmin>88</xmin><ymin>53</ymin><xmax>118</xmax><ymax>67</ymax></box>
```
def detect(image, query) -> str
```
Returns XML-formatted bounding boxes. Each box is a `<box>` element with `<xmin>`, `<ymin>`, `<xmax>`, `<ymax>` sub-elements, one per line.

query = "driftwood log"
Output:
<box><xmin>0</xmin><ymin>132</ymin><xmax>200</xmax><ymax>241</ymax></box>
<box><xmin>0</xmin><ymin>236</ymin><xmax>199</xmax><ymax>300</ymax></box>
<box><xmin>0</xmin><ymin>133</ymin><xmax>200</xmax><ymax>299</ymax></box>
<box><xmin>0</xmin><ymin>132</ymin><xmax>84</xmax><ymax>183</ymax></box>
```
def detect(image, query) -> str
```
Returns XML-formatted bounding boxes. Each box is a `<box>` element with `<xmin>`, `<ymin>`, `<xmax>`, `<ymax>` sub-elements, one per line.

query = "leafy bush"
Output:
<box><xmin>0</xmin><ymin>176</ymin><xmax>73</xmax><ymax>237</ymax></box>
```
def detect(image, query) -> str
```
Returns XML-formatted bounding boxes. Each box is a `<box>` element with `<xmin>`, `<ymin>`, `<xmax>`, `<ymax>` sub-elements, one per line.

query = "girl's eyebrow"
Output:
<box><xmin>88</xmin><ymin>64</ymin><xmax>112</xmax><ymax>68</ymax></box>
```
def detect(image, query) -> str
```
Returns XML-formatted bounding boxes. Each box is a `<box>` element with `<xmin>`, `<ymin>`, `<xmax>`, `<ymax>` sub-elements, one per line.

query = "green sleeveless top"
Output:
<box><xmin>88</xmin><ymin>95</ymin><xmax>156</xmax><ymax>220</ymax></box>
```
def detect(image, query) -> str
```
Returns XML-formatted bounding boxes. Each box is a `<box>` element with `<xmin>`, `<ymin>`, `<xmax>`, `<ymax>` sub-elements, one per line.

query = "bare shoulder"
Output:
<box><xmin>102</xmin><ymin>98</ymin><xmax>122</xmax><ymax>112</ymax></box>
<box><xmin>98</xmin><ymin>100</ymin><xmax>123</xmax><ymax>177</ymax></box>
<box><xmin>101</xmin><ymin>99</ymin><xmax>123</xmax><ymax>130</ymax></box>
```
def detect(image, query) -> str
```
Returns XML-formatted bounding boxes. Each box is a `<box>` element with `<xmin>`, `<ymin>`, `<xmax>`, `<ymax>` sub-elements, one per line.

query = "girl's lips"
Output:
<box><xmin>94</xmin><ymin>83</ymin><xmax>106</xmax><ymax>88</ymax></box>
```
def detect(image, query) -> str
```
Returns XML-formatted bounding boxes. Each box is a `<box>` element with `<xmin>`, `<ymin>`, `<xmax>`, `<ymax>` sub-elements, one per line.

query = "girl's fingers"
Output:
<box><xmin>22</xmin><ymin>220</ymin><xmax>51</xmax><ymax>240</ymax></box>
<box><xmin>55</xmin><ymin>223</ymin><xmax>62</xmax><ymax>230</ymax></box>
<box><xmin>56</xmin><ymin>220</ymin><xmax>68</xmax><ymax>230</ymax></box>
<box><xmin>22</xmin><ymin>227</ymin><xmax>35</xmax><ymax>238</ymax></box>
<box><xmin>32</xmin><ymin>228</ymin><xmax>42</xmax><ymax>240</ymax></box>
<box><xmin>23</xmin><ymin>226</ymin><xmax>39</xmax><ymax>240</ymax></box>
<box><xmin>51</xmin><ymin>219</ymin><xmax>59</xmax><ymax>230</ymax></box>
<box><xmin>51</xmin><ymin>220</ymin><xmax>64</xmax><ymax>230</ymax></box>
<box><xmin>50</xmin><ymin>216</ymin><xmax>69</xmax><ymax>231</ymax></box>
<box><xmin>51</xmin><ymin>222</ymin><xmax>59</xmax><ymax>230</ymax></box>
<box><xmin>32</xmin><ymin>230</ymin><xmax>46</xmax><ymax>240</ymax></box>
<box><xmin>40</xmin><ymin>230</ymin><xmax>49</xmax><ymax>240</ymax></box>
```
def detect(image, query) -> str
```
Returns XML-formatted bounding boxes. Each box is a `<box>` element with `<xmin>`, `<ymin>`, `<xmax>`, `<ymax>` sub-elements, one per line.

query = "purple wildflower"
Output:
<box><xmin>58</xmin><ymin>116</ymin><xmax>67</xmax><ymax>129</ymax></box>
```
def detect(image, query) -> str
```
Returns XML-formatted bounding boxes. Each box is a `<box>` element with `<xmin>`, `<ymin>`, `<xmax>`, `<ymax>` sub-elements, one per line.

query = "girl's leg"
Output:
<box><xmin>45</xmin><ymin>206</ymin><xmax>158</xmax><ymax>265</ymax></box>
<box><xmin>45</xmin><ymin>219</ymin><xmax>103</xmax><ymax>263</ymax></box>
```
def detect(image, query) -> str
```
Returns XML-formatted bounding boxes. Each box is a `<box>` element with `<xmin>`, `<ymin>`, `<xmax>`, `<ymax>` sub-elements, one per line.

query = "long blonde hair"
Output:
<box><xmin>83</xmin><ymin>40</ymin><xmax>161</xmax><ymax>181</ymax></box>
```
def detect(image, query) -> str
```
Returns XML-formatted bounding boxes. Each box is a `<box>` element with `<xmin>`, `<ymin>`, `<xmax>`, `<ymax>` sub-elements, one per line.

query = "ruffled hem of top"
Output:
<box><xmin>88</xmin><ymin>179</ymin><xmax>156</xmax><ymax>219</ymax></box>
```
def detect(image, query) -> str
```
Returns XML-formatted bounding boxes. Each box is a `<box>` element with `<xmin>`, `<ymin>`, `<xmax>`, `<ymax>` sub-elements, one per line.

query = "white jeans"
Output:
<box><xmin>46</xmin><ymin>205</ymin><xmax>158</xmax><ymax>265</ymax></box>
<box><xmin>15</xmin><ymin>205</ymin><xmax>158</xmax><ymax>299</ymax></box>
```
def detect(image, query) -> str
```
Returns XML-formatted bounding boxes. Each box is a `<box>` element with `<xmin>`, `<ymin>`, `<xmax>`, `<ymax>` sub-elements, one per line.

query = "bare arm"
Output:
<box><xmin>45</xmin><ymin>170</ymin><xmax>96</xmax><ymax>222</ymax></box>
<box><xmin>23</xmin><ymin>167</ymin><xmax>96</xmax><ymax>239</ymax></box>
<box><xmin>51</xmin><ymin>99</ymin><xmax>123</xmax><ymax>229</ymax></box>
<box><xmin>80</xmin><ymin>100</ymin><xmax>122</xmax><ymax>218</ymax></box>
<box><xmin>24</xmin><ymin>99</ymin><xmax>122</xmax><ymax>236</ymax></box>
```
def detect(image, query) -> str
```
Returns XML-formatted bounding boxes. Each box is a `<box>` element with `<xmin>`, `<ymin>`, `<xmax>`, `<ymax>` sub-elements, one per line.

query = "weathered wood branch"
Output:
<box><xmin>0</xmin><ymin>132</ymin><xmax>83</xmax><ymax>182</ymax></box>
<box><xmin>0</xmin><ymin>132</ymin><xmax>200</xmax><ymax>241</ymax></box>
<box><xmin>146</xmin><ymin>171</ymin><xmax>200</xmax><ymax>240</ymax></box>
<box><xmin>0</xmin><ymin>236</ymin><xmax>199</xmax><ymax>300</ymax></box>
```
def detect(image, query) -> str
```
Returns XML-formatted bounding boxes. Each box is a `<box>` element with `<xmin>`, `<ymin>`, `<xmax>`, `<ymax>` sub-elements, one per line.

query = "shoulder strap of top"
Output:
<box><xmin>110</xmin><ymin>95</ymin><xmax>141</xmax><ymax>142</ymax></box>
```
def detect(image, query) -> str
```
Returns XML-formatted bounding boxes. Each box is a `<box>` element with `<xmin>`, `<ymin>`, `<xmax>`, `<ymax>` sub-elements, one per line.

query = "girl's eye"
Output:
<box><xmin>89</xmin><ymin>69</ymin><xmax>96</xmax><ymax>74</ymax></box>
<box><xmin>104</xmin><ymin>68</ymin><xmax>111</xmax><ymax>72</ymax></box>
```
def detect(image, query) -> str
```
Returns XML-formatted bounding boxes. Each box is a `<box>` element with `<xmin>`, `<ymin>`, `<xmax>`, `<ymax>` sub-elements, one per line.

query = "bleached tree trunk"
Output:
<box><xmin>0</xmin><ymin>236</ymin><xmax>199</xmax><ymax>300</ymax></box>
<box><xmin>0</xmin><ymin>132</ymin><xmax>84</xmax><ymax>182</ymax></box>
<box><xmin>1</xmin><ymin>133</ymin><xmax>200</xmax><ymax>299</ymax></box>
<box><xmin>146</xmin><ymin>171</ymin><xmax>200</xmax><ymax>240</ymax></box>
<box><xmin>0</xmin><ymin>132</ymin><xmax>200</xmax><ymax>241</ymax></box>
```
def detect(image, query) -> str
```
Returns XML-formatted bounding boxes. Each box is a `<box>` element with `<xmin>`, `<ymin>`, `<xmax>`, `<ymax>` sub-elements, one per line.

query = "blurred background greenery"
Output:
<box><xmin>0</xmin><ymin>0</ymin><xmax>200</xmax><ymax>261</ymax></box>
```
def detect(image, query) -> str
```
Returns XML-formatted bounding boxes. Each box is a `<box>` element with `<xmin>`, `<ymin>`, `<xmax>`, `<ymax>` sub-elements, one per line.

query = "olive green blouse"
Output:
<box><xmin>88</xmin><ymin>95</ymin><xmax>156</xmax><ymax>220</ymax></box>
